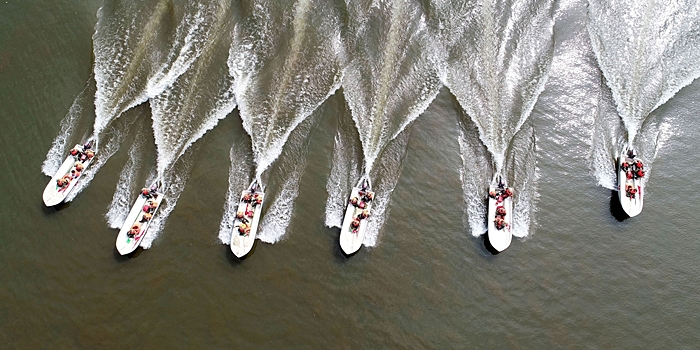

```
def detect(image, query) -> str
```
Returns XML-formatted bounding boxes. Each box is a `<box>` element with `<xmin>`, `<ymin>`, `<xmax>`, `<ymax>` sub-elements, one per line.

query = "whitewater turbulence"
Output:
<box><xmin>587</xmin><ymin>0</ymin><xmax>700</xmax><ymax>189</ymax></box>
<box><xmin>433</xmin><ymin>0</ymin><xmax>554</xmax><ymax>237</ymax></box>
<box><xmin>142</xmin><ymin>0</ymin><xmax>237</xmax><ymax>247</ymax></box>
<box><xmin>323</xmin><ymin>0</ymin><xmax>443</xmax><ymax>247</ymax></box>
<box><xmin>223</xmin><ymin>0</ymin><xmax>344</xmax><ymax>244</ymax></box>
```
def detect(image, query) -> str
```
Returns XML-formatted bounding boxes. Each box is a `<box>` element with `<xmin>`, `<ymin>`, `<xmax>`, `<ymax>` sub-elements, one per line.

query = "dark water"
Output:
<box><xmin>2</xmin><ymin>0</ymin><xmax>700</xmax><ymax>348</ymax></box>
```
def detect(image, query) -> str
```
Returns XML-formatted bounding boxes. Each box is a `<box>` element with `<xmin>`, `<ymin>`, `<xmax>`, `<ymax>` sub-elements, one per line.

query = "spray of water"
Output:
<box><xmin>434</xmin><ymin>0</ymin><xmax>555</xmax><ymax>174</ymax></box>
<box><xmin>229</xmin><ymin>0</ymin><xmax>344</xmax><ymax>179</ymax></box>
<box><xmin>42</xmin><ymin>79</ymin><xmax>95</xmax><ymax>177</ymax></box>
<box><xmin>105</xmin><ymin>122</ymin><xmax>150</xmax><ymax>229</ymax></box>
<box><xmin>151</xmin><ymin>0</ymin><xmax>236</xmax><ymax>177</ymax></box>
<box><xmin>587</xmin><ymin>0</ymin><xmax>700</xmax><ymax>147</ymax></box>
<box><xmin>342</xmin><ymin>0</ymin><xmax>443</xmax><ymax>174</ymax></box>
<box><xmin>324</xmin><ymin>100</ymin><xmax>362</xmax><ymax>228</ymax></box>
<box><xmin>587</xmin><ymin>0</ymin><xmax>700</xmax><ymax>193</ymax></box>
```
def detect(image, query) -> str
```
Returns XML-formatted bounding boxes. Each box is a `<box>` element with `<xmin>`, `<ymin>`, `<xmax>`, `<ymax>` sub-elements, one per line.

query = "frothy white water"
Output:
<box><xmin>434</xmin><ymin>0</ymin><xmax>555</xmax><ymax>174</ymax></box>
<box><xmin>324</xmin><ymin>108</ymin><xmax>362</xmax><ymax>228</ymax></box>
<box><xmin>590</xmin><ymin>79</ymin><xmax>674</xmax><ymax>191</ymax></box>
<box><xmin>362</xmin><ymin>129</ymin><xmax>412</xmax><ymax>247</ymax></box>
<box><xmin>218</xmin><ymin>136</ymin><xmax>254</xmax><ymax>245</ymax></box>
<box><xmin>42</xmin><ymin>81</ymin><xmax>94</xmax><ymax>177</ymax></box>
<box><xmin>504</xmin><ymin>123</ymin><xmax>538</xmax><ymax>238</ymax></box>
<box><xmin>92</xmin><ymin>0</ymin><xmax>172</xmax><ymax>136</ymax></box>
<box><xmin>590</xmin><ymin>82</ymin><xmax>625</xmax><ymax>190</ymax></box>
<box><xmin>342</xmin><ymin>0</ymin><xmax>443</xmax><ymax>174</ymax></box>
<box><xmin>229</xmin><ymin>0</ymin><xmax>344</xmax><ymax>177</ymax></box>
<box><xmin>105</xmin><ymin>126</ymin><xmax>149</xmax><ymax>229</ymax></box>
<box><xmin>150</xmin><ymin>0</ymin><xmax>236</xmax><ymax>177</ymax></box>
<box><xmin>256</xmin><ymin>114</ymin><xmax>319</xmax><ymax>244</ymax></box>
<box><xmin>587</xmin><ymin>0</ymin><xmax>700</xmax><ymax>146</ymax></box>
<box><xmin>458</xmin><ymin>121</ymin><xmax>492</xmax><ymax>237</ymax></box>
<box><xmin>139</xmin><ymin>146</ymin><xmax>198</xmax><ymax>249</ymax></box>
<box><xmin>64</xmin><ymin>118</ymin><xmax>136</xmax><ymax>202</ymax></box>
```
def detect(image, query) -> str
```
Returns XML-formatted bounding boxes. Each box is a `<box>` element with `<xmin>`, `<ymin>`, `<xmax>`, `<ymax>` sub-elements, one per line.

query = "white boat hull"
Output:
<box><xmin>617</xmin><ymin>153</ymin><xmax>644</xmax><ymax>217</ymax></box>
<box><xmin>115</xmin><ymin>190</ymin><xmax>165</xmax><ymax>255</ymax></box>
<box><xmin>230</xmin><ymin>185</ymin><xmax>264</xmax><ymax>258</ymax></box>
<box><xmin>487</xmin><ymin>185</ymin><xmax>513</xmax><ymax>252</ymax></box>
<box><xmin>42</xmin><ymin>144</ymin><xmax>94</xmax><ymax>206</ymax></box>
<box><xmin>339</xmin><ymin>185</ymin><xmax>374</xmax><ymax>255</ymax></box>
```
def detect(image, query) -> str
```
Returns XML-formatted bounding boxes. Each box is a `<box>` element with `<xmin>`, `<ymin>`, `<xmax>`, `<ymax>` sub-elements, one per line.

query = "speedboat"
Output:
<box><xmin>339</xmin><ymin>176</ymin><xmax>374</xmax><ymax>255</ymax></box>
<box><xmin>42</xmin><ymin>140</ymin><xmax>96</xmax><ymax>206</ymax></box>
<box><xmin>230</xmin><ymin>180</ymin><xmax>265</xmax><ymax>258</ymax></box>
<box><xmin>487</xmin><ymin>177</ymin><xmax>513</xmax><ymax>252</ymax></box>
<box><xmin>115</xmin><ymin>181</ymin><xmax>165</xmax><ymax>255</ymax></box>
<box><xmin>617</xmin><ymin>149</ymin><xmax>644</xmax><ymax>217</ymax></box>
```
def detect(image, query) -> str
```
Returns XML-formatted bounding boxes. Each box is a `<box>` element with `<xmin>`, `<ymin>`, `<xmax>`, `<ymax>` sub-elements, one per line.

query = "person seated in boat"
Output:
<box><xmin>621</xmin><ymin>161</ymin><xmax>630</xmax><ymax>172</ymax></box>
<box><xmin>635</xmin><ymin>160</ymin><xmax>643</xmax><ymax>170</ymax></box>
<box><xmin>363</xmin><ymin>192</ymin><xmax>374</xmax><ymax>202</ymax></box>
<box><xmin>141</xmin><ymin>188</ymin><xmax>151</xmax><ymax>197</ymax></box>
<box><xmin>238</xmin><ymin>223</ymin><xmax>250</xmax><ymax>236</ymax></box>
<box><xmin>252</xmin><ymin>194</ymin><xmax>262</xmax><ymax>206</ymax></box>
<box><xmin>86</xmin><ymin>150</ymin><xmax>95</xmax><ymax>160</ymax></box>
<box><xmin>627</xmin><ymin>149</ymin><xmax>636</xmax><ymax>159</ymax></box>
<box><xmin>351</xmin><ymin>218</ymin><xmax>361</xmax><ymax>228</ymax></box>
<box><xmin>70</xmin><ymin>169</ymin><xmax>82</xmax><ymax>179</ymax></box>
<box><xmin>350</xmin><ymin>197</ymin><xmax>359</xmax><ymax>206</ymax></box>
<box><xmin>69</xmin><ymin>148</ymin><xmax>80</xmax><ymax>157</ymax></box>
<box><xmin>361</xmin><ymin>181</ymin><xmax>368</xmax><ymax>191</ymax></box>
<box><xmin>127</xmin><ymin>224</ymin><xmax>141</xmax><ymax>238</ymax></box>
<box><xmin>359</xmin><ymin>210</ymin><xmax>370</xmax><ymax>220</ymax></box>
<box><xmin>56</xmin><ymin>177</ymin><xmax>70</xmax><ymax>188</ymax></box>
<box><xmin>236</xmin><ymin>211</ymin><xmax>245</xmax><ymax>220</ymax></box>
<box><xmin>142</xmin><ymin>201</ymin><xmax>157</xmax><ymax>213</ymax></box>
<box><xmin>78</xmin><ymin>152</ymin><xmax>89</xmax><ymax>162</ymax></box>
<box><xmin>635</xmin><ymin>169</ymin><xmax>645</xmax><ymax>179</ymax></box>
<box><xmin>489</xmin><ymin>190</ymin><xmax>498</xmax><ymax>199</ymax></box>
<box><xmin>625</xmin><ymin>185</ymin><xmax>637</xmax><ymax>199</ymax></box>
<box><xmin>358</xmin><ymin>201</ymin><xmax>366</xmax><ymax>209</ymax></box>
<box><xmin>626</xmin><ymin>170</ymin><xmax>633</xmax><ymax>180</ymax></box>
<box><xmin>75</xmin><ymin>163</ymin><xmax>84</xmax><ymax>172</ymax></box>
<box><xmin>503</xmin><ymin>188</ymin><xmax>513</xmax><ymax>198</ymax></box>
<box><xmin>494</xmin><ymin>217</ymin><xmax>506</xmax><ymax>230</ymax></box>
<box><xmin>83</xmin><ymin>141</ymin><xmax>92</xmax><ymax>150</ymax></box>
<box><xmin>243</xmin><ymin>193</ymin><xmax>252</xmax><ymax>203</ymax></box>
<box><xmin>245</xmin><ymin>209</ymin><xmax>254</xmax><ymax>218</ymax></box>
<box><xmin>141</xmin><ymin>213</ymin><xmax>153</xmax><ymax>222</ymax></box>
<box><xmin>496</xmin><ymin>206</ymin><xmax>506</xmax><ymax>217</ymax></box>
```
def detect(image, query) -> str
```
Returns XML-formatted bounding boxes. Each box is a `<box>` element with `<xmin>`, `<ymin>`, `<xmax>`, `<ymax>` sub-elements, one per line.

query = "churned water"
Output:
<box><xmin>2</xmin><ymin>0</ymin><xmax>700</xmax><ymax>348</ymax></box>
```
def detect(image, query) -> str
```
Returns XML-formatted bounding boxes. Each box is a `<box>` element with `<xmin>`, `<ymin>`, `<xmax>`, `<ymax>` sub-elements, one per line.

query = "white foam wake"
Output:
<box><xmin>362</xmin><ymin>130</ymin><xmax>412</xmax><ymax>247</ymax></box>
<box><xmin>42</xmin><ymin>81</ymin><xmax>93</xmax><ymax>177</ymax></box>
<box><xmin>324</xmin><ymin>105</ymin><xmax>362</xmax><ymax>228</ymax></box>
<box><xmin>435</xmin><ymin>0</ymin><xmax>555</xmax><ymax>173</ymax></box>
<box><xmin>342</xmin><ymin>0</ymin><xmax>443</xmax><ymax>173</ymax></box>
<box><xmin>218</xmin><ymin>136</ymin><xmax>254</xmax><ymax>245</ymax></box>
<box><xmin>588</xmin><ymin>0</ymin><xmax>700</xmax><ymax>145</ymax></box>
<box><xmin>256</xmin><ymin>114</ymin><xmax>319</xmax><ymax>244</ymax></box>
<box><xmin>139</xmin><ymin>146</ymin><xmax>198</xmax><ymax>249</ymax></box>
<box><xmin>105</xmin><ymin>125</ymin><xmax>149</xmax><ymax>229</ymax></box>
<box><xmin>151</xmin><ymin>0</ymin><xmax>236</xmax><ymax>176</ymax></box>
<box><xmin>230</xmin><ymin>0</ymin><xmax>344</xmax><ymax>177</ymax></box>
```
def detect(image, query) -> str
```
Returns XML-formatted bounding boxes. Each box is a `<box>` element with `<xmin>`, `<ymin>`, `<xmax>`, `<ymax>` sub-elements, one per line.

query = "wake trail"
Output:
<box><xmin>230</xmin><ymin>0</ymin><xmax>344</xmax><ymax>178</ymax></box>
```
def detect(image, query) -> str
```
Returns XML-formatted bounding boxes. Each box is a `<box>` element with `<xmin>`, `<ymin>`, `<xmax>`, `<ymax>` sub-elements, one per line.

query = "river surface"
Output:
<box><xmin>2</xmin><ymin>0</ymin><xmax>700</xmax><ymax>348</ymax></box>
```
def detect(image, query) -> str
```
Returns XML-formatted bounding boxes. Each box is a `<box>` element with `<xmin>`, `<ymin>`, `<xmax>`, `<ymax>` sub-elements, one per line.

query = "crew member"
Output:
<box><xmin>496</xmin><ymin>206</ymin><xmax>506</xmax><ymax>216</ymax></box>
